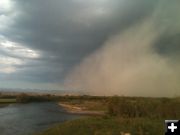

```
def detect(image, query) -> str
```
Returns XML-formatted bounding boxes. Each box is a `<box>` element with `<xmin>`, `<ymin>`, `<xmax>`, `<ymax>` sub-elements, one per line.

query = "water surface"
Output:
<box><xmin>0</xmin><ymin>102</ymin><xmax>80</xmax><ymax>135</ymax></box>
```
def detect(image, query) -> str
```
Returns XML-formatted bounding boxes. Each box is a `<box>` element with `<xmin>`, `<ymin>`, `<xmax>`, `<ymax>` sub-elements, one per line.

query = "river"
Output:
<box><xmin>0</xmin><ymin>102</ymin><xmax>81</xmax><ymax>135</ymax></box>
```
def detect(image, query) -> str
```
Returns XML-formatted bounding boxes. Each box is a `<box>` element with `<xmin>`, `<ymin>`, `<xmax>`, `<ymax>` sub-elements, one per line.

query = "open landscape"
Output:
<box><xmin>0</xmin><ymin>93</ymin><xmax>180</xmax><ymax>135</ymax></box>
<box><xmin>0</xmin><ymin>0</ymin><xmax>180</xmax><ymax>135</ymax></box>
<box><xmin>35</xmin><ymin>96</ymin><xmax>180</xmax><ymax>135</ymax></box>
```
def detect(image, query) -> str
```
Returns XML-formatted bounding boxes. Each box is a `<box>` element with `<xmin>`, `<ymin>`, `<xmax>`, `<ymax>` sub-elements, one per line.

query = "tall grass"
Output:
<box><xmin>107</xmin><ymin>96</ymin><xmax>180</xmax><ymax>119</ymax></box>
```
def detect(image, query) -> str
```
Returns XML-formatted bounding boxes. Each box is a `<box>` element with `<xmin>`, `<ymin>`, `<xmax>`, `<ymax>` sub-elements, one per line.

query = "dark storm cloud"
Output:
<box><xmin>1</xmin><ymin>0</ymin><xmax>179</xmax><ymax>91</ymax></box>
<box><xmin>0</xmin><ymin>0</ymin><xmax>157</xmax><ymax>85</ymax></box>
<box><xmin>8</xmin><ymin>0</ymin><xmax>156</xmax><ymax>58</ymax></box>
<box><xmin>154</xmin><ymin>33</ymin><xmax>180</xmax><ymax>58</ymax></box>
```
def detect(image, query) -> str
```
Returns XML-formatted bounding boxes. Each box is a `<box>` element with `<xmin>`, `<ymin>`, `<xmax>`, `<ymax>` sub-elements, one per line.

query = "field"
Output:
<box><xmin>0</xmin><ymin>95</ymin><xmax>179</xmax><ymax>135</ymax></box>
<box><xmin>36</xmin><ymin>117</ymin><xmax>164</xmax><ymax>135</ymax></box>
<box><xmin>0</xmin><ymin>98</ymin><xmax>16</xmax><ymax>107</ymax></box>
<box><xmin>0</xmin><ymin>98</ymin><xmax>17</xmax><ymax>103</ymax></box>
<box><xmin>35</xmin><ymin>96</ymin><xmax>180</xmax><ymax>135</ymax></box>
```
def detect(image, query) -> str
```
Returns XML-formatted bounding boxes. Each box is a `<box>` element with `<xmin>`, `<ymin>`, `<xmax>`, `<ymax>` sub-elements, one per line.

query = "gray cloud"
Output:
<box><xmin>0</xmin><ymin>0</ymin><xmax>179</xmax><ymax>95</ymax></box>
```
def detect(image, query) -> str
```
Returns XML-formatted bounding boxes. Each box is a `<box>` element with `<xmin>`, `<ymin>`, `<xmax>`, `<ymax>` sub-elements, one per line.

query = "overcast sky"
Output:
<box><xmin>0</xmin><ymin>0</ymin><xmax>179</xmax><ymax>96</ymax></box>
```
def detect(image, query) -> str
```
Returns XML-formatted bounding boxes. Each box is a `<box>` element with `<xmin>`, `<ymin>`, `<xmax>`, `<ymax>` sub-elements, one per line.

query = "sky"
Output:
<box><xmin>0</xmin><ymin>0</ymin><xmax>180</xmax><ymax>96</ymax></box>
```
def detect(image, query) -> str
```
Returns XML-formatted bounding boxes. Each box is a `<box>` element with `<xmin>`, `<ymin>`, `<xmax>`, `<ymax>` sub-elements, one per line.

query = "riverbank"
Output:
<box><xmin>59</xmin><ymin>102</ymin><xmax>105</xmax><ymax>115</ymax></box>
<box><xmin>0</xmin><ymin>104</ymin><xmax>9</xmax><ymax>108</ymax></box>
<box><xmin>0</xmin><ymin>98</ymin><xmax>17</xmax><ymax>108</ymax></box>
<box><xmin>58</xmin><ymin>98</ymin><xmax>107</xmax><ymax>116</ymax></box>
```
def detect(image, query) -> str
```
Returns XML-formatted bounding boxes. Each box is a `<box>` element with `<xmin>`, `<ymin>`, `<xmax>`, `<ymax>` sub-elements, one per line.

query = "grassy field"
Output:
<box><xmin>0</xmin><ymin>98</ymin><xmax>16</xmax><ymax>103</ymax></box>
<box><xmin>36</xmin><ymin>117</ymin><xmax>164</xmax><ymax>135</ymax></box>
<box><xmin>0</xmin><ymin>98</ymin><xmax>16</xmax><ymax>107</ymax></box>
<box><xmin>35</xmin><ymin>96</ymin><xmax>180</xmax><ymax>135</ymax></box>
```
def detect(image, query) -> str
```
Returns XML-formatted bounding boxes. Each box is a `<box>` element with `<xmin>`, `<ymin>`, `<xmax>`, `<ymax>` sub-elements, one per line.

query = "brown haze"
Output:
<box><xmin>64</xmin><ymin>1</ymin><xmax>180</xmax><ymax>97</ymax></box>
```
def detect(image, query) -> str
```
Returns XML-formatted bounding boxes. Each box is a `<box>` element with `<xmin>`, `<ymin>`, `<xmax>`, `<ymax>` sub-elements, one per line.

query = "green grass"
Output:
<box><xmin>0</xmin><ymin>98</ymin><xmax>16</xmax><ymax>103</ymax></box>
<box><xmin>36</xmin><ymin>117</ymin><xmax>164</xmax><ymax>135</ymax></box>
<box><xmin>35</xmin><ymin>96</ymin><xmax>180</xmax><ymax>135</ymax></box>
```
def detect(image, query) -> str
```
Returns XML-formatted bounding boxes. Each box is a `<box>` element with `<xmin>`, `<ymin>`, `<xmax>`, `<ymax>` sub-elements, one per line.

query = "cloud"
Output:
<box><xmin>0</xmin><ymin>0</ymin><xmax>179</xmax><ymax>94</ymax></box>
<box><xmin>0</xmin><ymin>0</ymin><xmax>14</xmax><ymax>14</ymax></box>
<box><xmin>1</xmin><ymin>40</ymin><xmax>40</xmax><ymax>59</ymax></box>
<box><xmin>64</xmin><ymin>0</ymin><xmax>180</xmax><ymax>97</ymax></box>
<box><xmin>0</xmin><ymin>36</ymin><xmax>40</xmax><ymax>74</ymax></box>
<box><xmin>0</xmin><ymin>0</ymin><xmax>155</xmax><ymax>85</ymax></box>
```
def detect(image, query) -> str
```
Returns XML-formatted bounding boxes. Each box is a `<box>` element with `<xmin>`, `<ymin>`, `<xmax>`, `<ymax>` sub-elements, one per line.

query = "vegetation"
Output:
<box><xmin>35</xmin><ymin>96</ymin><xmax>180</xmax><ymax>135</ymax></box>
<box><xmin>1</xmin><ymin>93</ymin><xmax>180</xmax><ymax>134</ymax></box>
<box><xmin>107</xmin><ymin>96</ymin><xmax>180</xmax><ymax>118</ymax></box>
<box><xmin>0</xmin><ymin>98</ymin><xmax>16</xmax><ymax>107</ymax></box>
<box><xmin>36</xmin><ymin>117</ymin><xmax>164</xmax><ymax>135</ymax></box>
<box><xmin>0</xmin><ymin>98</ymin><xmax>16</xmax><ymax>103</ymax></box>
<box><xmin>0</xmin><ymin>93</ymin><xmax>108</xmax><ymax>103</ymax></box>
<box><xmin>16</xmin><ymin>93</ymin><xmax>54</xmax><ymax>103</ymax></box>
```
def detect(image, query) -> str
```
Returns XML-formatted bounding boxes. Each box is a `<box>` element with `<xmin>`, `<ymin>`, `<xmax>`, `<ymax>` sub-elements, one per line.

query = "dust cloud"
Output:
<box><xmin>64</xmin><ymin>1</ymin><xmax>180</xmax><ymax>97</ymax></box>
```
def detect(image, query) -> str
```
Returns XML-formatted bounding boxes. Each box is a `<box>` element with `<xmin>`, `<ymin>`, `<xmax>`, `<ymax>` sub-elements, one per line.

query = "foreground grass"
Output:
<box><xmin>36</xmin><ymin>117</ymin><xmax>164</xmax><ymax>135</ymax></box>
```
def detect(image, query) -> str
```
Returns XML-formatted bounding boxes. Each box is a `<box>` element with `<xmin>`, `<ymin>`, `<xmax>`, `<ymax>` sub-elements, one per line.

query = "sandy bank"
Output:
<box><xmin>59</xmin><ymin>103</ymin><xmax>105</xmax><ymax>116</ymax></box>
